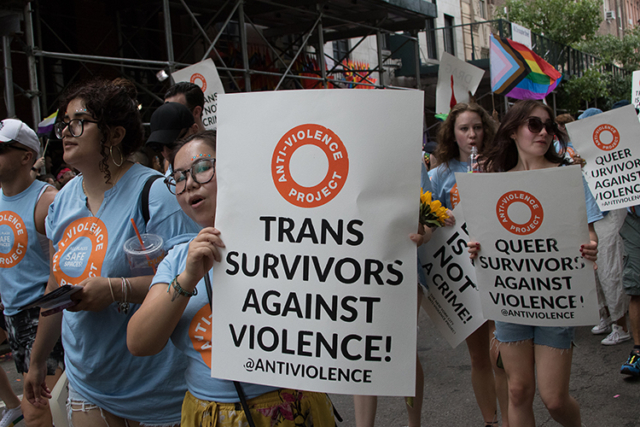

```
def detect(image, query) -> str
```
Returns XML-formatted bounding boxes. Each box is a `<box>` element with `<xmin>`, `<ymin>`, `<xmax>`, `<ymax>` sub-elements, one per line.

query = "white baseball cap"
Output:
<box><xmin>0</xmin><ymin>119</ymin><xmax>41</xmax><ymax>154</ymax></box>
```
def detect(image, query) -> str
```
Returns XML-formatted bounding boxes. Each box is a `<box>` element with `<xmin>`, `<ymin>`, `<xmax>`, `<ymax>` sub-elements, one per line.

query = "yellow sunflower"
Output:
<box><xmin>419</xmin><ymin>189</ymin><xmax>448</xmax><ymax>227</ymax></box>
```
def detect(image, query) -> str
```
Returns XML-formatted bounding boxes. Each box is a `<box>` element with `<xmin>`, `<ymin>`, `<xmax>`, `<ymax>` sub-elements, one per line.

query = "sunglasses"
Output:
<box><xmin>526</xmin><ymin>116</ymin><xmax>557</xmax><ymax>135</ymax></box>
<box><xmin>0</xmin><ymin>143</ymin><xmax>29</xmax><ymax>155</ymax></box>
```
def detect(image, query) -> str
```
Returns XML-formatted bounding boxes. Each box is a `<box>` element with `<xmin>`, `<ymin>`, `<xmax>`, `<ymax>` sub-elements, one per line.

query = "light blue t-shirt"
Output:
<box><xmin>45</xmin><ymin>164</ymin><xmax>199</xmax><ymax>423</ymax></box>
<box><xmin>428</xmin><ymin>159</ymin><xmax>467</xmax><ymax>210</ymax></box>
<box><xmin>152</xmin><ymin>238</ymin><xmax>279</xmax><ymax>402</ymax></box>
<box><xmin>0</xmin><ymin>180</ymin><xmax>51</xmax><ymax>315</ymax></box>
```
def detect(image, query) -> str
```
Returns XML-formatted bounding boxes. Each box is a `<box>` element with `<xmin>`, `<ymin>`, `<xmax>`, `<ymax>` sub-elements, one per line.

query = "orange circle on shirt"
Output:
<box><xmin>190</xmin><ymin>73</ymin><xmax>207</xmax><ymax>92</ymax></box>
<box><xmin>496</xmin><ymin>191</ymin><xmax>544</xmax><ymax>235</ymax></box>
<box><xmin>52</xmin><ymin>218</ymin><xmax>108</xmax><ymax>286</ymax></box>
<box><xmin>271</xmin><ymin>124</ymin><xmax>349</xmax><ymax>208</ymax></box>
<box><xmin>593</xmin><ymin>124</ymin><xmax>620</xmax><ymax>151</ymax></box>
<box><xmin>189</xmin><ymin>304</ymin><xmax>213</xmax><ymax>368</ymax></box>
<box><xmin>449</xmin><ymin>183</ymin><xmax>460</xmax><ymax>209</ymax></box>
<box><xmin>0</xmin><ymin>211</ymin><xmax>28</xmax><ymax>268</ymax></box>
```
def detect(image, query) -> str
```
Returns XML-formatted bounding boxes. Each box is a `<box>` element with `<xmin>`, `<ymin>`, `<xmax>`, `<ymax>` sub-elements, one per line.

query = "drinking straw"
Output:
<box><xmin>130</xmin><ymin>218</ymin><xmax>157</xmax><ymax>273</ymax></box>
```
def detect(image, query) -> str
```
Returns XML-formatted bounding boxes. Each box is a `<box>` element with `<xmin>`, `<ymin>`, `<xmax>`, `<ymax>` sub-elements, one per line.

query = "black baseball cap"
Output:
<box><xmin>146</xmin><ymin>102</ymin><xmax>195</xmax><ymax>148</ymax></box>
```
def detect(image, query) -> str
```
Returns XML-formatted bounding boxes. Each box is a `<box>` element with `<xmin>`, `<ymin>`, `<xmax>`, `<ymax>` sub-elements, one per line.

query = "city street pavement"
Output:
<box><xmin>0</xmin><ymin>310</ymin><xmax>637</xmax><ymax>427</ymax></box>
<box><xmin>329</xmin><ymin>310</ymin><xmax>640</xmax><ymax>426</ymax></box>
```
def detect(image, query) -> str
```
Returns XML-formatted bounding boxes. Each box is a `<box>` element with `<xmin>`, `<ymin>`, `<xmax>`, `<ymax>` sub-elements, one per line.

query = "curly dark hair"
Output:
<box><xmin>482</xmin><ymin>100</ymin><xmax>567</xmax><ymax>173</ymax></box>
<box><xmin>60</xmin><ymin>78</ymin><xmax>143</xmax><ymax>183</ymax></box>
<box><xmin>434</xmin><ymin>103</ymin><xmax>496</xmax><ymax>166</ymax></box>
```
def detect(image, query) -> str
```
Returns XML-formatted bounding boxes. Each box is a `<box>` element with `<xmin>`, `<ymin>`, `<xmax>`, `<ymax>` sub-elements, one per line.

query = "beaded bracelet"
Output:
<box><xmin>119</xmin><ymin>277</ymin><xmax>131</xmax><ymax>314</ymax></box>
<box><xmin>168</xmin><ymin>275</ymin><xmax>197</xmax><ymax>302</ymax></box>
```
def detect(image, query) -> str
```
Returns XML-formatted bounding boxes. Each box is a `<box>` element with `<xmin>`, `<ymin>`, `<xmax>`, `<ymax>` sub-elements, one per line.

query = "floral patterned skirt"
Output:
<box><xmin>181</xmin><ymin>388</ymin><xmax>336</xmax><ymax>427</ymax></box>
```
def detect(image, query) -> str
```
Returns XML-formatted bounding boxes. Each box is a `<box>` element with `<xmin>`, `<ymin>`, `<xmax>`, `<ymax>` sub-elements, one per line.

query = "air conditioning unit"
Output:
<box><xmin>605</xmin><ymin>10</ymin><xmax>615</xmax><ymax>20</ymax></box>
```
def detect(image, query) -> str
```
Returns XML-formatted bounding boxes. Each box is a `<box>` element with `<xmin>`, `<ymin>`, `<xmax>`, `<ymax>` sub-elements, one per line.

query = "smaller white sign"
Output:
<box><xmin>171</xmin><ymin>59</ymin><xmax>225</xmax><ymax>130</ymax></box>
<box><xmin>511</xmin><ymin>23</ymin><xmax>532</xmax><ymax>48</ymax></box>
<box><xmin>456</xmin><ymin>167</ymin><xmax>599</xmax><ymax>327</ymax></box>
<box><xmin>435</xmin><ymin>52</ymin><xmax>485</xmax><ymax>115</ymax></box>
<box><xmin>566</xmin><ymin>105</ymin><xmax>640</xmax><ymax>210</ymax></box>
<box><xmin>418</xmin><ymin>204</ymin><xmax>486</xmax><ymax>348</ymax></box>
<box><xmin>632</xmin><ymin>70</ymin><xmax>640</xmax><ymax>111</ymax></box>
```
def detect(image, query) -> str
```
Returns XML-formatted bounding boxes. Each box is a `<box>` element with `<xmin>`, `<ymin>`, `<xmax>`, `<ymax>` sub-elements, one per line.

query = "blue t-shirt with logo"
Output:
<box><xmin>152</xmin><ymin>238</ymin><xmax>278</xmax><ymax>402</ymax></box>
<box><xmin>0</xmin><ymin>180</ymin><xmax>51</xmax><ymax>315</ymax></box>
<box><xmin>45</xmin><ymin>164</ymin><xmax>199</xmax><ymax>423</ymax></box>
<box><xmin>428</xmin><ymin>159</ymin><xmax>467</xmax><ymax>210</ymax></box>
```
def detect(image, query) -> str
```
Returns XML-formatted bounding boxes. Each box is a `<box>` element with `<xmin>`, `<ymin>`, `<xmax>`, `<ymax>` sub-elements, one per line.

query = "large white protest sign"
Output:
<box><xmin>435</xmin><ymin>52</ymin><xmax>485</xmax><ymax>115</ymax></box>
<box><xmin>566</xmin><ymin>105</ymin><xmax>640</xmax><ymax>210</ymax></box>
<box><xmin>418</xmin><ymin>204</ymin><xmax>485</xmax><ymax>348</ymax></box>
<box><xmin>171</xmin><ymin>59</ymin><xmax>225</xmax><ymax>129</ymax></box>
<box><xmin>456</xmin><ymin>166</ymin><xmax>598</xmax><ymax>326</ymax></box>
<box><xmin>211</xmin><ymin>89</ymin><xmax>423</xmax><ymax>396</ymax></box>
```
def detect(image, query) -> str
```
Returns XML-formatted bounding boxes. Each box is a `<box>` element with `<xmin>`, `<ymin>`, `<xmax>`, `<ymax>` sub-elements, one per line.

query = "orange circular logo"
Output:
<box><xmin>189</xmin><ymin>304</ymin><xmax>212</xmax><ymax>368</ymax></box>
<box><xmin>190</xmin><ymin>73</ymin><xmax>207</xmax><ymax>92</ymax></box>
<box><xmin>450</xmin><ymin>183</ymin><xmax>460</xmax><ymax>209</ymax></box>
<box><xmin>0</xmin><ymin>211</ymin><xmax>28</xmax><ymax>268</ymax></box>
<box><xmin>593</xmin><ymin>124</ymin><xmax>620</xmax><ymax>151</ymax></box>
<box><xmin>52</xmin><ymin>218</ymin><xmax>108</xmax><ymax>286</ymax></box>
<box><xmin>271</xmin><ymin>124</ymin><xmax>349</xmax><ymax>208</ymax></box>
<box><xmin>496</xmin><ymin>191</ymin><xmax>544</xmax><ymax>235</ymax></box>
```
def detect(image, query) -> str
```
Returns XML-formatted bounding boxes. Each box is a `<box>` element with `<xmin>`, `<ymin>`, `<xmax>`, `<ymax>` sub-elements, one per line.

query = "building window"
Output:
<box><xmin>425</xmin><ymin>18</ymin><xmax>437</xmax><ymax>59</ymax></box>
<box><xmin>333</xmin><ymin>39</ymin><xmax>350</xmax><ymax>62</ymax></box>
<box><xmin>479</xmin><ymin>0</ymin><xmax>487</xmax><ymax>19</ymax></box>
<box><xmin>444</xmin><ymin>15</ymin><xmax>455</xmax><ymax>55</ymax></box>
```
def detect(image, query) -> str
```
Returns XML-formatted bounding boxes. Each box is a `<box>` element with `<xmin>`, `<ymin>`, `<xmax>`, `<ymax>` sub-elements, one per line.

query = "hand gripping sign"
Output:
<box><xmin>211</xmin><ymin>89</ymin><xmax>423</xmax><ymax>396</ymax></box>
<box><xmin>566</xmin><ymin>105</ymin><xmax>640</xmax><ymax>210</ymax></box>
<box><xmin>456</xmin><ymin>166</ymin><xmax>598</xmax><ymax>326</ymax></box>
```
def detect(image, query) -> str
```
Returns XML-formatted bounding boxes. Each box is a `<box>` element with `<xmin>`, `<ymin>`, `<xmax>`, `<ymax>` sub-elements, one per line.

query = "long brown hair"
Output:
<box><xmin>482</xmin><ymin>100</ymin><xmax>567</xmax><ymax>173</ymax></box>
<box><xmin>434</xmin><ymin>103</ymin><xmax>496</xmax><ymax>167</ymax></box>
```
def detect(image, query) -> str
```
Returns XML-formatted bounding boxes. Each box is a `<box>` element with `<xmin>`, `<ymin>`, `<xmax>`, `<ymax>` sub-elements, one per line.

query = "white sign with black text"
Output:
<box><xmin>171</xmin><ymin>59</ymin><xmax>225</xmax><ymax>130</ymax></box>
<box><xmin>456</xmin><ymin>167</ymin><xmax>598</xmax><ymax>326</ymax></box>
<box><xmin>567</xmin><ymin>105</ymin><xmax>640</xmax><ymax>210</ymax></box>
<box><xmin>418</xmin><ymin>204</ymin><xmax>486</xmax><ymax>348</ymax></box>
<box><xmin>211</xmin><ymin>89</ymin><xmax>424</xmax><ymax>396</ymax></box>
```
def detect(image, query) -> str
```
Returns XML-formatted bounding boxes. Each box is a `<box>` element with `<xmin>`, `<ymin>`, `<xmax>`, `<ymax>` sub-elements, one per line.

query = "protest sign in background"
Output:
<box><xmin>633</xmin><ymin>70</ymin><xmax>640</xmax><ymax>111</ymax></box>
<box><xmin>212</xmin><ymin>89</ymin><xmax>423</xmax><ymax>396</ymax></box>
<box><xmin>171</xmin><ymin>59</ymin><xmax>225</xmax><ymax>129</ymax></box>
<box><xmin>435</xmin><ymin>52</ymin><xmax>484</xmax><ymax>115</ymax></box>
<box><xmin>418</xmin><ymin>204</ymin><xmax>486</xmax><ymax>348</ymax></box>
<box><xmin>567</xmin><ymin>105</ymin><xmax>640</xmax><ymax>210</ymax></box>
<box><xmin>456</xmin><ymin>166</ymin><xmax>598</xmax><ymax>326</ymax></box>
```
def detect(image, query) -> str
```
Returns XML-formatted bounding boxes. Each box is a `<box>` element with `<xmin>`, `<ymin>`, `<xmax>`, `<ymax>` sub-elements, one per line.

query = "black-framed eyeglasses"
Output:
<box><xmin>0</xmin><ymin>143</ymin><xmax>29</xmax><ymax>155</ymax></box>
<box><xmin>54</xmin><ymin>119</ymin><xmax>99</xmax><ymax>139</ymax></box>
<box><xmin>526</xmin><ymin>116</ymin><xmax>557</xmax><ymax>136</ymax></box>
<box><xmin>164</xmin><ymin>158</ymin><xmax>216</xmax><ymax>195</ymax></box>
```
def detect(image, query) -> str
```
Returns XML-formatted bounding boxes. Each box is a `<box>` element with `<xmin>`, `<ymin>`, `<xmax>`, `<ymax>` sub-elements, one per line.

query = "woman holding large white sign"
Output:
<box><xmin>470</xmin><ymin>100</ymin><xmax>600</xmax><ymax>427</ymax></box>
<box><xmin>128</xmin><ymin>132</ymin><xmax>337</xmax><ymax>427</ymax></box>
<box><xmin>430</xmin><ymin>103</ymin><xmax>508</xmax><ymax>427</ymax></box>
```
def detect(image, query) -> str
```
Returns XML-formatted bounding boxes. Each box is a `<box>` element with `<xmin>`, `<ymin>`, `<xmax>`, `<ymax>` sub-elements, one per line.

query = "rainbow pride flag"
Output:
<box><xmin>490</xmin><ymin>34</ymin><xmax>562</xmax><ymax>100</ymax></box>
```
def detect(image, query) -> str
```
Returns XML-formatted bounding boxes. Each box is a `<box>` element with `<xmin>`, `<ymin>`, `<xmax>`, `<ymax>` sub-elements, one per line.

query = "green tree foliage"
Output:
<box><xmin>557</xmin><ymin>69</ymin><xmax>609</xmax><ymax>114</ymax></box>
<box><xmin>577</xmin><ymin>27</ymin><xmax>640</xmax><ymax>71</ymax></box>
<box><xmin>498</xmin><ymin>0</ymin><xmax>601</xmax><ymax>46</ymax></box>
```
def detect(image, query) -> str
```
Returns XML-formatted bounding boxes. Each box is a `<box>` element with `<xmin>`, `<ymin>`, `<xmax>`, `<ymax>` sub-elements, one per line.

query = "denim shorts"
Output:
<box><xmin>494</xmin><ymin>321</ymin><xmax>575</xmax><ymax>349</ymax></box>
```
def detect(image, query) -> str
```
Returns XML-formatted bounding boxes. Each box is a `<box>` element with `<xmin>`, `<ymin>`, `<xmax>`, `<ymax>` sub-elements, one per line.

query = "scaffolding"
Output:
<box><xmin>1</xmin><ymin>0</ymin><xmax>437</xmax><ymax>128</ymax></box>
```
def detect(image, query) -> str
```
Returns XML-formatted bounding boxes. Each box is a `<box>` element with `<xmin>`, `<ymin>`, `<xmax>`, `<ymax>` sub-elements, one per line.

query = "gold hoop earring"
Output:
<box><xmin>110</xmin><ymin>145</ymin><xmax>124</xmax><ymax>167</ymax></box>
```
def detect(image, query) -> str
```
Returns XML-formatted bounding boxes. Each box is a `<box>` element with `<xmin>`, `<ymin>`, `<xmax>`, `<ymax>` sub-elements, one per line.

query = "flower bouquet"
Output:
<box><xmin>419</xmin><ymin>189</ymin><xmax>448</xmax><ymax>227</ymax></box>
